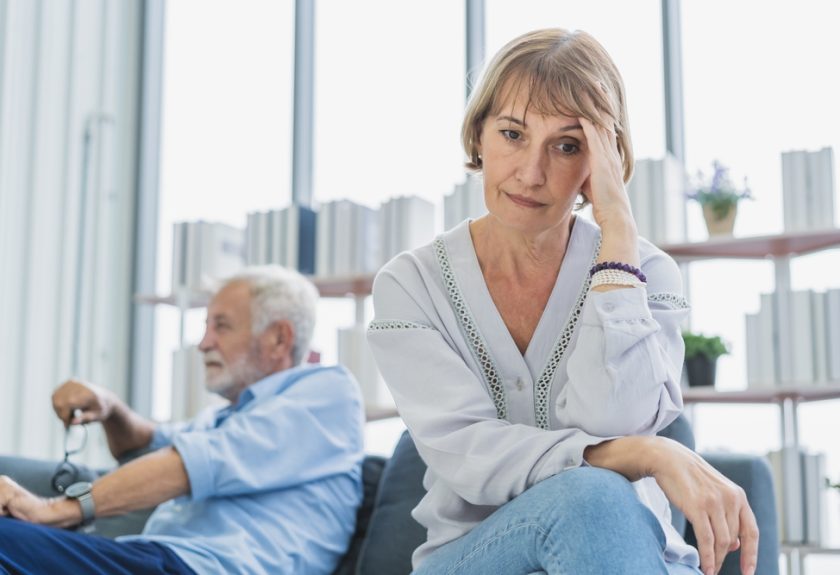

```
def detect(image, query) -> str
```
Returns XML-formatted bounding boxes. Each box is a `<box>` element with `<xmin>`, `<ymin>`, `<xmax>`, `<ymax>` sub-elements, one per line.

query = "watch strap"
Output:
<box><xmin>76</xmin><ymin>490</ymin><xmax>96</xmax><ymax>526</ymax></box>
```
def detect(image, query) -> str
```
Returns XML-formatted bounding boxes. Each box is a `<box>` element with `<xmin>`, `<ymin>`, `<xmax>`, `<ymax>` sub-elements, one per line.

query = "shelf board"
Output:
<box><xmin>311</xmin><ymin>274</ymin><xmax>374</xmax><ymax>297</ymax></box>
<box><xmin>780</xmin><ymin>544</ymin><xmax>840</xmax><ymax>555</ymax></box>
<box><xmin>683</xmin><ymin>384</ymin><xmax>840</xmax><ymax>405</ymax></box>
<box><xmin>660</xmin><ymin>228</ymin><xmax>840</xmax><ymax>261</ymax></box>
<box><xmin>134</xmin><ymin>292</ymin><xmax>211</xmax><ymax>309</ymax></box>
<box><xmin>136</xmin><ymin>274</ymin><xmax>377</xmax><ymax>309</ymax></box>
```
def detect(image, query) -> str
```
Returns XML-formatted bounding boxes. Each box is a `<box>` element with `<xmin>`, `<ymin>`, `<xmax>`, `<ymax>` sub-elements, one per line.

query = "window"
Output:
<box><xmin>154</xmin><ymin>0</ymin><xmax>295</xmax><ymax>420</ymax></box>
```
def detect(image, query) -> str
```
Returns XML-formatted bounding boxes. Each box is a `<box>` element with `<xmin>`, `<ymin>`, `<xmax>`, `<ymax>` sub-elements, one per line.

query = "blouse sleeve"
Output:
<box><xmin>559</xmin><ymin>248</ymin><xmax>690</xmax><ymax>437</ymax></box>
<box><xmin>367</xmin><ymin>258</ymin><xmax>614</xmax><ymax>507</ymax></box>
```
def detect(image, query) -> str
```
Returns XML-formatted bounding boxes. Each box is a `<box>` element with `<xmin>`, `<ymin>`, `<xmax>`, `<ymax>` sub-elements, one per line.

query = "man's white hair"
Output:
<box><xmin>219</xmin><ymin>265</ymin><xmax>318</xmax><ymax>366</ymax></box>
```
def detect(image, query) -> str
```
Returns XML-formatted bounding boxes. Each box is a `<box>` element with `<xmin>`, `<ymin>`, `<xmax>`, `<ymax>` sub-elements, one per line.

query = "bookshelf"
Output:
<box><xmin>669</xmin><ymin>228</ymin><xmax>840</xmax><ymax>575</ymax></box>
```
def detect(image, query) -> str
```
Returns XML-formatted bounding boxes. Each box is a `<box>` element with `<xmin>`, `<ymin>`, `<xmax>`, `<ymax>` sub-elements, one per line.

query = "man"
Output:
<box><xmin>0</xmin><ymin>266</ymin><xmax>365</xmax><ymax>574</ymax></box>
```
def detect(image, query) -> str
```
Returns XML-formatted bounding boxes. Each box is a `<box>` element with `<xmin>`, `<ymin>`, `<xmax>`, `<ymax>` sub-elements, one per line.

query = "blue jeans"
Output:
<box><xmin>0</xmin><ymin>517</ymin><xmax>195</xmax><ymax>575</ymax></box>
<box><xmin>413</xmin><ymin>467</ymin><xmax>702</xmax><ymax>575</ymax></box>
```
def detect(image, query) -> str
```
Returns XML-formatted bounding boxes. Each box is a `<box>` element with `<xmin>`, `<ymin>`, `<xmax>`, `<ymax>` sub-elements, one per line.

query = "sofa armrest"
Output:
<box><xmin>692</xmin><ymin>452</ymin><xmax>780</xmax><ymax>575</ymax></box>
<box><xmin>0</xmin><ymin>455</ymin><xmax>154</xmax><ymax>539</ymax></box>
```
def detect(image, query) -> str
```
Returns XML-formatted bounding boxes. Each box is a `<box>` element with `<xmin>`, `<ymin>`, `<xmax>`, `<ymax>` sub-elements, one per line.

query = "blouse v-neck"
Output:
<box><xmin>448</xmin><ymin>217</ymin><xmax>598</xmax><ymax>382</ymax></box>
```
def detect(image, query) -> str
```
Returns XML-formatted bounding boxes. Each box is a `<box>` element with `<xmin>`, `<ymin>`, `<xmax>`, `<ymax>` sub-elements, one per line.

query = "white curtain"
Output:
<box><xmin>0</xmin><ymin>0</ymin><xmax>144</xmax><ymax>464</ymax></box>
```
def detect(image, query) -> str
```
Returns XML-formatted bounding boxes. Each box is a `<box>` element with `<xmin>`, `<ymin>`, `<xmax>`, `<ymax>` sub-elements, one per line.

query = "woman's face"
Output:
<box><xmin>478</xmin><ymin>86</ymin><xmax>590</xmax><ymax>236</ymax></box>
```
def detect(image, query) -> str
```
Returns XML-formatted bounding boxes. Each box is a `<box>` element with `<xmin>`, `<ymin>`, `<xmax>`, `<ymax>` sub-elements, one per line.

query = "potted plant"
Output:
<box><xmin>682</xmin><ymin>331</ymin><xmax>730</xmax><ymax>387</ymax></box>
<box><xmin>687</xmin><ymin>160</ymin><xmax>752</xmax><ymax>236</ymax></box>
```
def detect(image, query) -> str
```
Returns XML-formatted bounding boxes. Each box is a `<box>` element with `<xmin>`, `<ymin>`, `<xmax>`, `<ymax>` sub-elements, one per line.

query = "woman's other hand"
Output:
<box><xmin>585</xmin><ymin>435</ymin><xmax>758</xmax><ymax>575</ymax></box>
<box><xmin>651</xmin><ymin>437</ymin><xmax>759</xmax><ymax>575</ymax></box>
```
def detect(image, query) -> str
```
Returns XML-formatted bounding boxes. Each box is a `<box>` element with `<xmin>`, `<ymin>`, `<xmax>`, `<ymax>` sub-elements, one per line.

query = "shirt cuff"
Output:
<box><xmin>582</xmin><ymin>286</ymin><xmax>653</xmax><ymax>325</ymax></box>
<box><xmin>172</xmin><ymin>431</ymin><xmax>215</xmax><ymax>502</ymax></box>
<box><xmin>148</xmin><ymin>425</ymin><xmax>174</xmax><ymax>451</ymax></box>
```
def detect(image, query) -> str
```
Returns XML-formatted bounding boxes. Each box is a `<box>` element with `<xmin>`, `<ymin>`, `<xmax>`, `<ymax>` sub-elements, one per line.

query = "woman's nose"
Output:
<box><xmin>515</xmin><ymin>146</ymin><xmax>547</xmax><ymax>187</ymax></box>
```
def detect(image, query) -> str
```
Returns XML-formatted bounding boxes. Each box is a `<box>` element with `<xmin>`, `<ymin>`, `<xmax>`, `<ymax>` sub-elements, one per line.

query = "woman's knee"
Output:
<box><xmin>531</xmin><ymin>467</ymin><xmax>664</xmax><ymax>542</ymax></box>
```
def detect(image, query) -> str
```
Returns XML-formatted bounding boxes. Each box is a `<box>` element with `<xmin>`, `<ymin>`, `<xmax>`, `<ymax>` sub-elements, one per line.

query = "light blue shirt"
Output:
<box><xmin>119</xmin><ymin>364</ymin><xmax>365</xmax><ymax>575</ymax></box>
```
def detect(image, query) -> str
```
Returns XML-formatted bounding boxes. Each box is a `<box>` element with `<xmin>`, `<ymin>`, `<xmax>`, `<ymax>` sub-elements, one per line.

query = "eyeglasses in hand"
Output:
<box><xmin>51</xmin><ymin>409</ymin><xmax>89</xmax><ymax>494</ymax></box>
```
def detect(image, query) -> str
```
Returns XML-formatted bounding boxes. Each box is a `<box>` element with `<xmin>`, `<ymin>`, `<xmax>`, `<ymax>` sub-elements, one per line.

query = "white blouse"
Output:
<box><xmin>367</xmin><ymin>216</ymin><xmax>700</xmax><ymax>569</ymax></box>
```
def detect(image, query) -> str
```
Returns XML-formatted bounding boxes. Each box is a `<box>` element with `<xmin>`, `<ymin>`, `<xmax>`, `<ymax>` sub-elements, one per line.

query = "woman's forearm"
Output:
<box><xmin>583</xmin><ymin>435</ymin><xmax>661</xmax><ymax>481</ymax></box>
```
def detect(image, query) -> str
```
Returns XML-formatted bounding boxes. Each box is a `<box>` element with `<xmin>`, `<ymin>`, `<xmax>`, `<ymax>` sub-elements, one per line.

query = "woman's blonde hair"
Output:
<box><xmin>462</xmin><ymin>28</ymin><xmax>634</xmax><ymax>184</ymax></box>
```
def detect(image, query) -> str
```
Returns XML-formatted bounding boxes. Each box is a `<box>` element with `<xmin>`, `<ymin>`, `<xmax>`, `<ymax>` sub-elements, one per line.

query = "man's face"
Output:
<box><xmin>198</xmin><ymin>281</ymin><xmax>266</xmax><ymax>401</ymax></box>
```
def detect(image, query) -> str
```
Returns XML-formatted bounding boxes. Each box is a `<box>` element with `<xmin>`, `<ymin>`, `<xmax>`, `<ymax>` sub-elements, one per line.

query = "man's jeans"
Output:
<box><xmin>413</xmin><ymin>467</ymin><xmax>703</xmax><ymax>575</ymax></box>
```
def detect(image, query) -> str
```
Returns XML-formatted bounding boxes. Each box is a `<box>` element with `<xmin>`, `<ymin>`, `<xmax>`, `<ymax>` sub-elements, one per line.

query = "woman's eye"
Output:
<box><xmin>500</xmin><ymin>129</ymin><xmax>521</xmax><ymax>141</ymax></box>
<box><xmin>556</xmin><ymin>142</ymin><xmax>579</xmax><ymax>155</ymax></box>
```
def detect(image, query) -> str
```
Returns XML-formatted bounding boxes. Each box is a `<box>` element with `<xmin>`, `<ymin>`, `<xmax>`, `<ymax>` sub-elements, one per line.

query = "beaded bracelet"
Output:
<box><xmin>590</xmin><ymin>269</ymin><xmax>646</xmax><ymax>289</ymax></box>
<box><xmin>589</xmin><ymin>261</ymin><xmax>647</xmax><ymax>283</ymax></box>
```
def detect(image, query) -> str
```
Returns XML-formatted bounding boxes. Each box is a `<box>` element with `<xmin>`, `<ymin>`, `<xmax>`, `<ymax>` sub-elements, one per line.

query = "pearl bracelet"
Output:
<box><xmin>590</xmin><ymin>269</ymin><xmax>646</xmax><ymax>289</ymax></box>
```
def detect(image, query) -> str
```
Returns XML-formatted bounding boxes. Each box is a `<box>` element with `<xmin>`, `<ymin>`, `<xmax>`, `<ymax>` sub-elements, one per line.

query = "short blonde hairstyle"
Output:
<box><xmin>462</xmin><ymin>28</ymin><xmax>634</xmax><ymax>184</ymax></box>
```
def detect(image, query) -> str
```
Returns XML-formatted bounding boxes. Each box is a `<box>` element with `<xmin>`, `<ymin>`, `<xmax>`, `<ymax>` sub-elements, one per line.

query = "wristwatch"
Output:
<box><xmin>65</xmin><ymin>481</ymin><xmax>96</xmax><ymax>527</ymax></box>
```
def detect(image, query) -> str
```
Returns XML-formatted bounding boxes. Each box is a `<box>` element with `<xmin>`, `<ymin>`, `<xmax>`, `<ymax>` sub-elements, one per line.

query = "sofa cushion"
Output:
<box><xmin>356</xmin><ymin>431</ymin><xmax>427</xmax><ymax>575</ymax></box>
<box><xmin>332</xmin><ymin>455</ymin><xmax>386</xmax><ymax>575</ymax></box>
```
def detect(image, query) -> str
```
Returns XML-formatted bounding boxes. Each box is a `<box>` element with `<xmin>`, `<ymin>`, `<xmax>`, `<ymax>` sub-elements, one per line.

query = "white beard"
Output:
<box><xmin>204</xmin><ymin>346</ymin><xmax>266</xmax><ymax>400</ymax></box>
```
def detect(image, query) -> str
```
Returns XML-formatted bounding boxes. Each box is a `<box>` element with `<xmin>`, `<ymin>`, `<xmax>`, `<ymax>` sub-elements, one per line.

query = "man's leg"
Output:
<box><xmin>0</xmin><ymin>518</ymin><xmax>194</xmax><ymax>575</ymax></box>
<box><xmin>413</xmin><ymin>467</ymin><xmax>671</xmax><ymax>575</ymax></box>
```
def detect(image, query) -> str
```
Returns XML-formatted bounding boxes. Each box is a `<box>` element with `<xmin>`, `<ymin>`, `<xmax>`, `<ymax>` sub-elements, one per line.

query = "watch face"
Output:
<box><xmin>65</xmin><ymin>481</ymin><xmax>93</xmax><ymax>498</ymax></box>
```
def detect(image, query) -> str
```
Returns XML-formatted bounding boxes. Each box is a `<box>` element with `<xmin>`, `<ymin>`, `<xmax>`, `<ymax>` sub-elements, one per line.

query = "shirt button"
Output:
<box><xmin>516</xmin><ymin>378</ymin><xmax>524</xmax><ymax>391</ymax></box>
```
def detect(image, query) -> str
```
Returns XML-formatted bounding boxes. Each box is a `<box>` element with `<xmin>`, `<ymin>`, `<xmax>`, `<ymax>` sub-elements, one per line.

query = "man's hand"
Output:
<box><xmin>0</xmin><ymin>475</ymin><xmax>80</xmax><ymax>527</ymax></box>
<box><xmin>52</xmin><ymin>379</ymin><xmax>155</xmax><ymax>459</ymax></box>
<box><xmin>52</xmin><ymin>379</ymin><xmax>117</xmax><ymax>427</ymax></box>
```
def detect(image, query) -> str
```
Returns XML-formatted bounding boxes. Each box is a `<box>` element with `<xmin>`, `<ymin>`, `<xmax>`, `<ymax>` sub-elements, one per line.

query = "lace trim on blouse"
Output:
<box><xmin>434</xmin><ymin>236</ymin><xmax>508</xmax><ymax>421</ymax></box>
<box><xmin>648</xmin><ymin>292</ymin><xmax>690</xmax><ymax>310</ymax></box>
<box><xmin>531</xmin><ymin>239</ymin><xmax>602</xmax><ymax>430</ymax></box>
<box><xmin>368</xmin><ymin>320</ymin><xmax>431</xmax><ymax>331</ymax></box>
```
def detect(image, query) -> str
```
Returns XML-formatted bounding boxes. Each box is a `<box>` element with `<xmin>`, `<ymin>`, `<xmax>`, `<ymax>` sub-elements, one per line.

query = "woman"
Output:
<box><xmin>367</xmin><ymin>29</ymin><xmax>757</xmax><ymax>575</ymax></box>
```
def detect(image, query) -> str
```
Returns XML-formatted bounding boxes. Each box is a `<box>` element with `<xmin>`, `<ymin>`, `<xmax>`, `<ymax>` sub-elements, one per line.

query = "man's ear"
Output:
<box><xmin>265</xmin><ymin>320</ymin><xmax>295</xmax><ymax>361</ymax></box>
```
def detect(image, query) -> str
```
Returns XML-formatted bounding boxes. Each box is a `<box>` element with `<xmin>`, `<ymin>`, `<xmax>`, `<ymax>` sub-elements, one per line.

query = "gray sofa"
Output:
<box><xmin>0</xmin><ymin>415</ymin><xmax>778</xmax><ymax>575</ymax></box>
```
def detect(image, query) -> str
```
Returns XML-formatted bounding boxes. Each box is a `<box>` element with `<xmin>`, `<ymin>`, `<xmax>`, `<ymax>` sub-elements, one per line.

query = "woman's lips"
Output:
<box><xmin>505</xmin><ymin>192</ymin><xmax>545</xmax><ymax>208</ymax></box>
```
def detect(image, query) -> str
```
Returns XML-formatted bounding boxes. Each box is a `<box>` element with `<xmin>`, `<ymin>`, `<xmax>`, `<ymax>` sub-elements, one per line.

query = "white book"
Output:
<box><xmin>759</xmin><ymin>293</ymin><xmax>779</xmax><ymax>386</ymax></box>
<box><xmin>627</xmin><ymin>159</ymin><xmax>653</xmax><ymax>241</ymax></box>
<box><xmin>316</xmin><ymin>202</ymin><xmax>334</xmax><ymax>277</ymax></box>
<box><xmin>789</xmin><ymin>290</ymin><xmax>815</xmax><ymax>385</ymax></box>
<box><xmin>811</xmin><ymin>291</ymin><xmax>829</xmax><ymax>385</ymax></box>
<box><xmin>258</xmin><ymin>212</ymin><xmax>267</xmax><ymax>265</ymax></box>
<box><xmin>826</xmin><ymin>288</ymin><xmax>840</xmax><ymax>382</ymax></box>
<box><xmin>170</xmin><ymin>222</ymin><xmax>187</xmax><ymax>292</ymax></box>
<box><xmin>245</xmin><ymin>213</ymin><xmax>258</xmax><ymax>265</ymax></box>
<box><xmin>268</xmin><ymin>209</ymin><xmax>281</xmax><ymax>265</ymax></box>
<box><xmin>802</xmin><ymin>451</ymin><xmax>828</xmax><ymax>546</ymax></box>
<box><xmin>357</xmin><ymin>203</ymin><xmax>379</xmax><ymax>274</ymax></box>
<box><xmin>808</xmin><ymin>147</ymin><xmax>835</xmax><ymax>230</ymax></box>
<box><xmin>767</xmin><ymin>446</ymin><xmax>805</xmax><ymax>543</ymax></box>
<box><xmin>334</xmin><ymin>200</ymin><xmax>354</xmax><ymax>277</ymax></box>
<box><xmin>782</xmin><ymin>151</ymin><xmax>808</xmax><ymax>232</ymax></box>
<box><xmin>337</xmin><ymin>326</ymin><xmax>381</xmax><ymax>406</ymax></box>
<box><xmin>745</xmin><ymin>313</ymin><xmax>764</xmax><ymax>388</ymax></box>
<box><xmin>660</xmin><ymin>154</ymin><xmax>688</xmax><ymax>244</ymax></box>
<box><xmin>188</xmin><ymin>221</ymin><xmax>203</xmax><ymax>290</ymax></box>
<box><xmin>197</xmin><ymin>222</ymin><xmax>245</xmax><ymax>290</ymax></box>
<box><xmin>404</xmin><ymin>196</ymin><xmax>435</xmax><ymax>253</ymax></box>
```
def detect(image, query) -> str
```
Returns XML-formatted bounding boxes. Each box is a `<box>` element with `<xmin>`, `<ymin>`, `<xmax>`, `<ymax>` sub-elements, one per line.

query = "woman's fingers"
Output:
<box><xmin>653</xmin><ymin>442</ymin><xmax>760</xmax><ymax>575</ymax></box>
<box><xmin>708</xmin><ymin>501</ymin><xmax>733</xmax><ymax>574</ymax></box>
<box><xmin>738</xmin><ymin>504</ymin><xmax>760</xmax><ymax>575</ymax></box>
<box><xmin>690</xmin><ymin>513</ymin><xmax>716</xmax><ymax>575</ymax></box>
